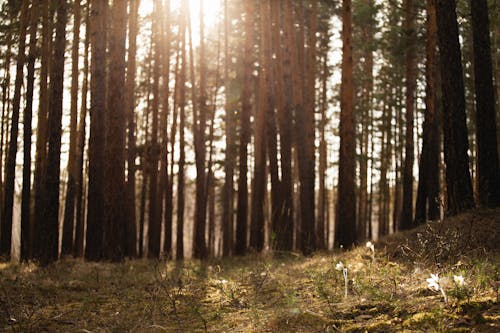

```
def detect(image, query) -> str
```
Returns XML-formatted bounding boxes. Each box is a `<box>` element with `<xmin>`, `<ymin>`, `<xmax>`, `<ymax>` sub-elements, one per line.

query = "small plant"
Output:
<box><xmin>448</xmin><ymin>274</ymin><xmax>472</xmax><ymax>303</ymax></box>
<box><xmin>335</xmin><ymin>261</ymin><xmax>348</xmax><ymax>298</ymax></box>
<box><xmin>366</xmin><ymin>241</ymin><xmax>375</xmax><ymax>262</ymax></box>
<box><xmin>426</xmin><ymin>273</ymin><xmax>448</xmax><ymax>303</ymax></box>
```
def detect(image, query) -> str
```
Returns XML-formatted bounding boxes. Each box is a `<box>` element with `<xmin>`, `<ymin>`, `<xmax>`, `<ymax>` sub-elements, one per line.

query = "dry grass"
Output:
<box><xmin>0</xmin><ymin>208</ymin><xmax>499</xmax><ymax>332</ymax></box>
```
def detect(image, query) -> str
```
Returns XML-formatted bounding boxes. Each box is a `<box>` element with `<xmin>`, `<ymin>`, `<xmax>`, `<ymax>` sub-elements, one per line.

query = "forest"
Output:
<box><xmin>0</xmin><ymin>0</ymin><xmax>499</xmax><ymax>331</ymax></box>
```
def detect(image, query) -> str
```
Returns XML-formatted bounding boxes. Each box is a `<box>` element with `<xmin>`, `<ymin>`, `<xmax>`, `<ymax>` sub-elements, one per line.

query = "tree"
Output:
<box><xmin>235</xmin><ymin>0</ymin><xmax>254</xmax><ymax>256</ymax></box>
<box><xmin>470</xmin><ymin>0</ymin><xmax>500</xmax><ymax>207</ymax></box>
<box><xmin>39</xmin><ymin>0</ymin><xmax>68</xmax><ymax>265</ymax></box>
<box><xmin>1</xmin><ymin>0</ymin><xmax>29</xmax><ymax>260</ymax></box>
<box><xmin>125</xmin><ymin>0</ymin><xmax>141</xmax><ymax>258</ymax></box>
<box><xmin>103</xmin><ymin>0</ymin><xmax>127</xmax><ymax>261</ymax></box>
<box><xmin>21</xmin><ymin>0</ymin><xmax>40</xmax><ymax>260</ymax></box>
<box><xmin>415</xmin><ymin>0</ymin><xmax>440</xmax><ymax>224</ymax></box>
<box><xmin>74</xmin><ymin>2</ymin><xmax>91</xmax><ymax>258</ymax></box>
<box><xmin>435</xmin><ymin>0</ymin><xmax>474</xmax><ymax>215</ymax></box>
<box><xmin>62</xmin><ymin>0</ymin><xmax>81</xmax><ymax>256</ymax></box>
<box><xmin>335</xmin><ymin>0</ymin><xmax>356</xmax><ymax>248</ymax></box>
<box><xmin>400</xmin><ymin>0</ymin><xmax>416</xmax><ymax>230</ymax></box>
<box><xmin>193</xmin><ymin>0</ymin><xmax>208</xmax><ymax>260</ymax></box>
<box><xmin>86</xmin><ymin>0</ymin><xmax>107</xmax><ymax>261</ymax></box>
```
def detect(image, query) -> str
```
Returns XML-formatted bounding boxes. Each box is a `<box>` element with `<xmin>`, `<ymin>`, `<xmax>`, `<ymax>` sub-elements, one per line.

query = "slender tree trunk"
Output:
<box><xmin>148</xmin><ymin>0</ymin><xmax>161</xmax><ymax>259</ymax></box>
<box><xmin>103</xmin><ymin>0</ymin><xmax>127</xmax><ymax>261</ymax></box>
<box><xmin>86</xmin><ymin>0</ymin><xmax>107</xmax><ymax>261</ymax></box>
<box><xmin>415</xmin><ymin>0</ymin><xmax>440</xmax><ymax>224</ymax></box>
<box><xmin>250</xmin><ymin>0</ymin><xmax>270</xmax><ymax>252</ymax></box>
<box><xmin>74</xmin><ymin>3</ymin><xmax>90</xmax><ymax>258</ymax></box>
<box><xmin>176</xmin><ymin>0</ymin><xmax>187</xmax><ymax>260</ymax></box>
<box><xmin>436</xmin><ymin>0</ymin><xmax>475</xmax><ymax>215</ymax></box>
<box><xmin>470</xmin><ymin>0</ymin><xmax>500</xmax><ymax>207</ymax></box>
<box><xmin>400</xmin><ymin>0</ymin><xmax>416</xmax><ymax>230</ymax></box>
<box><xmin>318</xmin><ymin>53</ymin><xmax>328</xmax><ymax>249</ymax></box>
<box><xmin>33</xmin><ymin>0</ymin><xmax>52</xmax><ymax>260</ymax></box>
<box><xmin>192</xmin><ymin>0</ymin><xmax>207</xmax><ymax>259</ymax></box>
<box><xmin>125</xmin><ymin>0</ymin><xmax>140</xmax><ymax>258</ymax></box>
<box><xmin>159</xmin><ymin>0</ymin><xmax>170</xmax><ymax>258</ymax></box>
<box><xmin>221</xmin><ymin>0</ymin><xmax>235</xmax><ymax>257</ymax></box>
<box><xmin>1</xmin><ymin>0</ymin><xmax>29</xmax><ymax>260</ymax></box>
<box><xmin>21</xmin><ymin>0</ymin><xmax>40</xmax><ymax>260</ymax></box>
<box><xmin>40</xmin><ymin>0</ymin><xmax>67</xmax><ymax>265</ymax></box>
<box><xmin>62</xmin><ymin>0</ymin><xmax>81</xmax><ymax>256</ymax></box>
<box><xmin>235</xmin><ymin>0</ymin><xmax>254</xmax><ymax>256</ymax></box>
<box><xmin>335</xmin><ymin>0</ymin><xmax>356</xmax><ymax>249</ymax></box>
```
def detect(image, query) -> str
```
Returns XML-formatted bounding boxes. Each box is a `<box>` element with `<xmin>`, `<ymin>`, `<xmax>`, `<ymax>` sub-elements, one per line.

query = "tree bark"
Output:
<box><xmin>470</xmin><ymin>0</ymin><xmax>500</xmax><ymax>207</ymax></box>
<box><xmin>435</xmin><ymin>0</ymin><xmax>475</xmax><ymax>215</ymax></box>
<box><xmin>1</xmin><ymin>0</ymin><xmax>29</xmax><ymax>260</ymax></box>
<box><xmin>335</xmin><ymin>0</ymin><xmax>356</xmax><ymax>249</ymax></box>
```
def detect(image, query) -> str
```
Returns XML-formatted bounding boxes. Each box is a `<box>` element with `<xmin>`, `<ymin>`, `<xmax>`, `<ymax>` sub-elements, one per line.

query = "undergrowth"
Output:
<box><xmin>0</xmin><ymin>208</ymin><xmax>499</xmax><ymax>332</ymax></box>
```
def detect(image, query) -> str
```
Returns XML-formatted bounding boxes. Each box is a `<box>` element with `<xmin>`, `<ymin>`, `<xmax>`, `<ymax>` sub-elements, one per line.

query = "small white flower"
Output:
<box><xmin>366</xmin><ymin>241</ymin><xmax>374</xmax><ymax>253</ymax></box>
<box><xmin>219</xmin><ymin>279</ymin><xmax>228</xmax><ymax>285</ymax></box>
<box><xmin>335</xmin><ymin>261</ymin><xmax>345</xmax><ymax>271</ymax></box>
<box><xmin>453</xmin><ymin>275</ymin><xmax>465</xmax><ymax>286</ymax></box>
<box><xmin>426</xmin><ymin>273</ymin><xmax>440</xmax><ymax>291</ymax></box>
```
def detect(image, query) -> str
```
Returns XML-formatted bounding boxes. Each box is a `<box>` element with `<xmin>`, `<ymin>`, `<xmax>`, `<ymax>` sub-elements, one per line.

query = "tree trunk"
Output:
<box><xmin>103</xmin><ymin>0</ymin><xmax>127</xmax><ymax>261</ymax></box>
<box><xmin>40</xmin><ymin>0</ymin><xmax>67</xmax><ymax>265</ymax></box>
<box><xmin>235</xmin><ymin>0</ymin><xmax>254</xmax><ymax>256</ymax></box>
<box><xmin>21</xmin><ymin>0</ymin><xmax>40</xmax><ymax>260</ymax></box>
<box><xmin>415</xmin><ymin>0</ymin><xmax>440</xmax><ymax>224</ymax></box>
<box><xmin>335</xmin><ymin>0</ymin><xmax>356</xmax><ymax>249</ymax></box>
<box><xmin>400</xmin><ymin>0</ymin><xmax>416</xmax><ymax>230</ymax></box>
<box><xmin>471</xmin><ymin>0</ymin><xmax>500</xmax><ymax>207</ymax></box>
<box><xmin>125</xmin><ymin>0</ymin><xmax>140</xmax><ymax>258</ymax></box>
<box><xmin>86</xmin><ymin>0</ymin><xmax>107</xmax><ymax>261</ymax></box>
<box><xmin>61</xmin><ymin>0</ymin><xmax>81</xmax><ymax>256</ymax></box>
<box><xmin>147</xmin><ymin>0</ymin><xmax>161</xmax><ymax>259</ymax></box>
<box><xmin>435</xmin><ymin>0</ymin><xmax>475</xmax><ymax>215</ymax></box>
<box><xmin>1</xmin><ymin>0</ymin><xmax>29</xmax><ymax>260</ymax></box>
<box><xmin>74</xmin><ymin>2</ymin><xmax>90</xmax><ymax>258</ymax></box>
<box><xmin>221</xmin><ymin>0</ymin><xmax>236</xmax><ymax>257</ymax></box>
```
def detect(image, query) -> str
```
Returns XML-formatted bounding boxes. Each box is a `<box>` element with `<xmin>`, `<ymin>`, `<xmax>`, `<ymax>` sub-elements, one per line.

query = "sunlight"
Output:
<box><xmin>139</xmin><ymin>0</ymin><xmax>223</xmax><ymax>46</ymax></box>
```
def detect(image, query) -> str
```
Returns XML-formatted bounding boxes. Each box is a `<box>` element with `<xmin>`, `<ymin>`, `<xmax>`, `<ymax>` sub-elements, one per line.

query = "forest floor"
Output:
<box><xmin>0</xmin><ymin>208</ymin><xmax>499</xmax><ymax>332</ymax></box>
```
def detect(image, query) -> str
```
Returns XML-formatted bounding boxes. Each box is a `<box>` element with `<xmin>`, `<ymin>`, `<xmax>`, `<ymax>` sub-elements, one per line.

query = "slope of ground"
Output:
<box><xmin>0</xmin><ymin>208</ymin><xmax>499</xmax><ymax>332</ymax></box>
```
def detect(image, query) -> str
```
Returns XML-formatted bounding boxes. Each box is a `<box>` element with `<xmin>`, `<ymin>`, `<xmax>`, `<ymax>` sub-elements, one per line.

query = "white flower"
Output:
<box><xmin>335</xmin><ymin>261</ymin><xmax>345</xmax><ymax>271</ymax></box>
<box><xmin>453</xmin><ymin>275</ymin><xmax>465</xmax><ymax>286</ymax></box>
<box><xmin>366</xmin><ymin>241</ymin><xmax>374</xmax><ymax>253</ymax></box>
<box><xmin>426</xmin><ymin>273</ymin><xmax>440</xmax><ymax>291</ymax></box>
<box><xmin>219</xmin><ymin>279</ymin><xmax>228</xmax><ymax>285</ymax></box>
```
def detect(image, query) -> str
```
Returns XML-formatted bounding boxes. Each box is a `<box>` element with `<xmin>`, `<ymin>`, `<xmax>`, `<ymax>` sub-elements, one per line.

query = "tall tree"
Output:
<box><xmin>193</xmin><ymin>0</ymin><xmax>208</xmax><ymax>260</ymax></box>
<box><xmin>176</xmin><ymin>0</ymin><xmax>187</xmax><ymax>260</ymax></box>
<box><xmin>62</xmin><ymin>0</ymin><xmax>81</xmax><ymax>256</ymax></box>
<box><xmin>1</xmin><ymin>0</ymin><xmax>29</xmax><ymax>260</ymax></box>
<box><xmin>235</xmin><ymin>0</ymin><xmax>254</xmax><ymax>256</ymax></box>
<box><xmin>21</xmin><ymin>0</ymin><xmax>40</xmax><ymax>260</ymax></box>
<box><xmin>103</xmin><ymin>0</ymin><xmax>127</xmax><ymax>261</ymax></box>
<box><xmin>125</xmin><ymin>0</ymin><xmax>140</xmax><ymax>258</ymax></box>
<box><xmin>470</xmin><ymin>0</ymin><xmax>500</xmax><ymax>207</ymax></box>
<box><xmin>250</xmin><ymin>0</ymin><xmax>270</xmax><ymax>252</ymax></box>
<box><xmin>272</xmin><ymin>0</ymin><xmax>294</xmax><ymax>251</ymax></box>
<box><xmin>86</xmin><ymin>0</ymin><xmax>107</xmax><ymax>261</ymax></box>
<box><xmin>221</xmin><ymin>0</ymin><xmax>236</xmax><ymax>257</ymax></box>
<box><xmin>74</xmin><ymin>2</ymin><xmax>91</xmax><ymax>258</ymax></box>
<box><xmin>400</xmin><ymin>0</ymin><xmax>416</xmax><ymax>230</ymax></box>
<box><xmin>335</xmin><ymin>0</ymin><xmax>356</xmax><ymax>248</ymax></box>
<box><xmin>435</xmin><ymin>0</ymin><xmax>474</xmax><ymax>215</ymax></box>
<box><xmin>39</xmin><ymin>0</ymin><xmax>68</xmax><ymax>265</ymax></box>
<box><xmin>415</xmin><ymin>0</ymin><xmax>440</xmax><ymax>224</ymax></box>
<box><xmin>148</xmin><ymin>0</ymin><xmax>161</xmax><ymax>259</ymax></box>
<box><xmin>33</xmin><ymin>0</ymin><xmax>52</xmax><ymax>260</ymax></box>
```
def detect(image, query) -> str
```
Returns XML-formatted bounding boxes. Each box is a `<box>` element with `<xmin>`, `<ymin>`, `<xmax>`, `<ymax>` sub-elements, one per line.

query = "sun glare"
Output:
<box><xmin>139</xmin><ymin>0</ymin><xmax>223</xmax><ymax>45</ymax></box>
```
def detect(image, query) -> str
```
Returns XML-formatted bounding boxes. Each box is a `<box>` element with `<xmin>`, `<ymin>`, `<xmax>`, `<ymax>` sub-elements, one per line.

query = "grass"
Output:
<box><xmin>1</xmin><ymin>208</ymin><xmax>499</xmax><ymax>332</ymax></box>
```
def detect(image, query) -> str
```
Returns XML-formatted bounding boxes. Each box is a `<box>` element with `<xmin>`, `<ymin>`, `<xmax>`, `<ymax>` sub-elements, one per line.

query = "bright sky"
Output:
<box><xmin>139</xmin><ymin>0</ymin><xmax>223</xmax><ymax>46</ymax></box>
